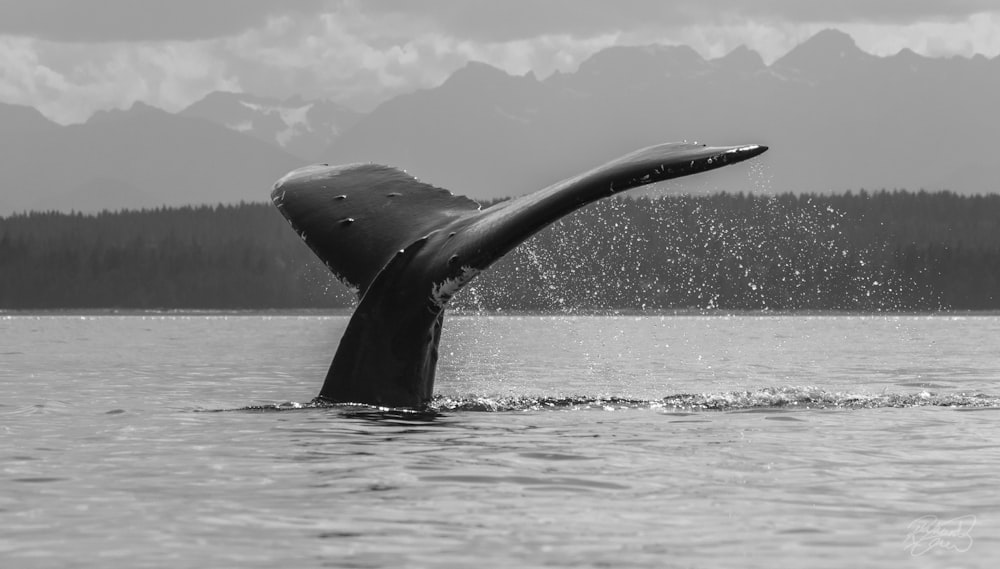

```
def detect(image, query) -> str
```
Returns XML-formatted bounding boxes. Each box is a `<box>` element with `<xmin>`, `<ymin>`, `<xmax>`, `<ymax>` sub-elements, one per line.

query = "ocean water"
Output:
<box><xmin>1</xmin><ymin>313</ymin><xmax>998</xmax><ymax>568</ymax></box>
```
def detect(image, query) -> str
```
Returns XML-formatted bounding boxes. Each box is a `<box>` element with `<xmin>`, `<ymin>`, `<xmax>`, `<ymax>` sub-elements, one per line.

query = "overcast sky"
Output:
<box><xmin>2</xmin><ymin>0</ymin><xmax>998</xmax><ymax>124</ymax></box>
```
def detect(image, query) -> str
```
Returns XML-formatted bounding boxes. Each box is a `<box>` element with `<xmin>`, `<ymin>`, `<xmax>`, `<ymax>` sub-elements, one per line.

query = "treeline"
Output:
<box><xmin>1</xmin><ymin>190</ymin><xmax>997</xmax><ymax>311</ymax></box>
<box><xmin>0</xmin><ymin>204</ymin><xmax>352</xmax><ymax>309</ymax></box>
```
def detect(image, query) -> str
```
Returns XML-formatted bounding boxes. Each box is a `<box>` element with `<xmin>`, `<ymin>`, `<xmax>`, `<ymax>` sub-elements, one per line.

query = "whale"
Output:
<box><xmin>271</xmin><ymin>142</ymin><xmax>768</xmax><ymax>408</ymax></box>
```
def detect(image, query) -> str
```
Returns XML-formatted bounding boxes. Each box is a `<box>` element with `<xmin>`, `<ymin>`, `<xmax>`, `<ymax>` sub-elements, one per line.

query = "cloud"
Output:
<box><xmin>838</xmin><ymin>11</ymin><xmax>1000</xmax><ymax>58</ymax></box>
<box><xmin>741</xmin><ymin>0</ymin><xmax>1000</xmax><ymax>25</ymax></box>
<box><xmin>0</xmin><ymin>0</ymin><xmax>328</xmax><ymax>42</ymax></box>
<box><xmin>362</xmin><ymin>0</ymin><xmax>1000</xmax><ymax>42</ymax></box>
<box><xmin>220</xmin><ymin>10</ymin><xmax>623</xmax><ymax>109</ymax></box>
<box><xmin>2</xmin><ymin>1</ymin><xmax>999</xmax><ymax>124</ymax></box>
<box><xmin>0</xmin><ymin>37</ymin><xmax>240</xmax><ymax>123</ymax></box>
<box><xmin>3</xmin><ymin>0</ymin><xmax>996</xmax><ymax>43</ymax></box>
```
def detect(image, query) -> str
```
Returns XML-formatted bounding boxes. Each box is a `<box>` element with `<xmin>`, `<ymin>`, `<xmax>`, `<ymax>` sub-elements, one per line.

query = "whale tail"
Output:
<box><xmin>271</xmin><ymin>142</ymin><xmax>768</xmax><ymax>407</ymax></box>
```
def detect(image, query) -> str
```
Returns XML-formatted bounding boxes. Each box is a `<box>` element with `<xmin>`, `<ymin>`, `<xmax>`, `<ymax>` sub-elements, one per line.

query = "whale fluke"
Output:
<box><xmin>272</xmin><ymin>142</ymin><xmax>768</xmax><ymax>407</ymax></box>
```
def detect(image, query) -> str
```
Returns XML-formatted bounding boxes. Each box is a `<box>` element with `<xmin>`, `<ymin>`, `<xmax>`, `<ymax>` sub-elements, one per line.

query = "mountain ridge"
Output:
<box><xmin>0</xmin><ymin>100</ymin><xmax>302</xmax><ymax>214</ymax></box>
<box><xmin>323</xmin><ymin>29</ymin><xmax>999</xmax><ymax>198</ymax></box>
<box><xmin>1</xmin><ymin>29</ymin><xmax>998</xmax><ymax>214</ymax></box>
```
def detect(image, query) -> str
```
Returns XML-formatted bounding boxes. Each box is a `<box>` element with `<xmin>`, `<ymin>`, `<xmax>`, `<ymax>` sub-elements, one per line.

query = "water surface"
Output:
<box><xmin>2</xmin><ymin>313</ymin><xmax>998</xmax><ymax>568</ymax></box>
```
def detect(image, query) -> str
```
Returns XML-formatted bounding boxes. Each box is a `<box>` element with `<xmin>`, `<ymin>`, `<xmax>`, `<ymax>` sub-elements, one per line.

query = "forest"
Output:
<box><xmin>1</xmin><ymin>190</ymin><xmax>998</xmax><ymax>311</ymax></box>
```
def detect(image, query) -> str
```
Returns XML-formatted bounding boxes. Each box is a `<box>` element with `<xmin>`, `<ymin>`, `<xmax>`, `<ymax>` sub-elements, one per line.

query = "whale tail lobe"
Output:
<box><xmin>271</xmin><ymin>142</ymin><xmax>768</xmax><ymax>407</ymax></box>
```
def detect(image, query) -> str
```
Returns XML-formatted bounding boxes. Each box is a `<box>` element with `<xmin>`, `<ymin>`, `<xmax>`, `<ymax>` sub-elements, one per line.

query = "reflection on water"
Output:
<box><xmin>1</xmin><ymin>313</ymin><xmax>999</xmax><ymax>568</ymax></box>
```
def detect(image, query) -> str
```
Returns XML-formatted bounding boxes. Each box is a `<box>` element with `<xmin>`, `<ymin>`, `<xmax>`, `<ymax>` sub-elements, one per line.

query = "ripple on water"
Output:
<box><xmin>420</xmin><ymin>474</ymin><xmax>631</xmax><ymax>491</ymax></box>
<box><xmin>4</xmin><ymin>314</ymin><xmax>999</xmax><ymax>567</ymax></box>
<box><xmin>10</xmin><ymin>477</ymin><xmax>69</xmax><ymax>483</ymax></box>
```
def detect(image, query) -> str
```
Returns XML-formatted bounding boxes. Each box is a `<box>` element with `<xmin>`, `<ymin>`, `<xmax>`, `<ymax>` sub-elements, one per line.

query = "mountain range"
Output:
<box><xmin>1</xmin><ymin>29</ymin><xmax>998</xmax><ymax>214</ymax></box>
<box><xmin>178</xmin><ymin>91</ymin><xmax>362</xmax><ymax>163</ymax></box>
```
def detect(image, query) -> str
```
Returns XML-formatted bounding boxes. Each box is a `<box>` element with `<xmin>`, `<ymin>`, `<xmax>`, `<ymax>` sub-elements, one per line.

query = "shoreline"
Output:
<box><xmin>3</xmin><ymin>307</ymin><xmax>999</xmax><ymax>317</ymax></box>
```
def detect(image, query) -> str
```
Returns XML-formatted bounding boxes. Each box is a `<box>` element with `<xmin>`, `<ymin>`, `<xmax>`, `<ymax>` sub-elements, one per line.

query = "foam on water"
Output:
<box><xmin>237</xmin><ymin>386</ymin><xmax>1000</xmax><ymax>415</ymax></box>
<box><xmin>434</xmin><ymin>388</ymin><xmax>1000</xmax><ymax>412</ymax></box>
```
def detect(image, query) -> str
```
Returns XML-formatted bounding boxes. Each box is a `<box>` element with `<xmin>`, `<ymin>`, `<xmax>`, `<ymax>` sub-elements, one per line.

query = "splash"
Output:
<box><xmin>451</xmin><ymin>191</ymin><xmax>938</xmax><ymax>312</ymax></box>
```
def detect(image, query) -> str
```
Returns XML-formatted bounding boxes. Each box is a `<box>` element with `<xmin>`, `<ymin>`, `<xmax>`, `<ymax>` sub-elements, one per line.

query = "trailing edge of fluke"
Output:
<box><xmin>271</xmin><ymin>142</ymin><xmax>769</xmax><ymax>407</ymax></box>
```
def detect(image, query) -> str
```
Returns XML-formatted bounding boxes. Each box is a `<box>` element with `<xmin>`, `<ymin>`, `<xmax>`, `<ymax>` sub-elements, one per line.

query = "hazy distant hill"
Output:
<box><xmin>0</xmin><ymin>104</ymin><xmax>56</xmax><ymax>212</ymax></box>
<box><xmin>327</xmin><ymin>29</ymin><xmax>1000</xmax><ymax>200</ymax></box>
<box><xmin>179</xmin><ymin>91</ymin><xmax>362</xmax><ymax>162</ymax></box>
<box><xmin>1</xmin><ymin>29</ymin><xmax>998</xmax><ymax>214</ymax></box>
<box><xmin>0</xmin><ymin>102</ymin><xmax>302</xmax><ymax>214</ymax></box>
